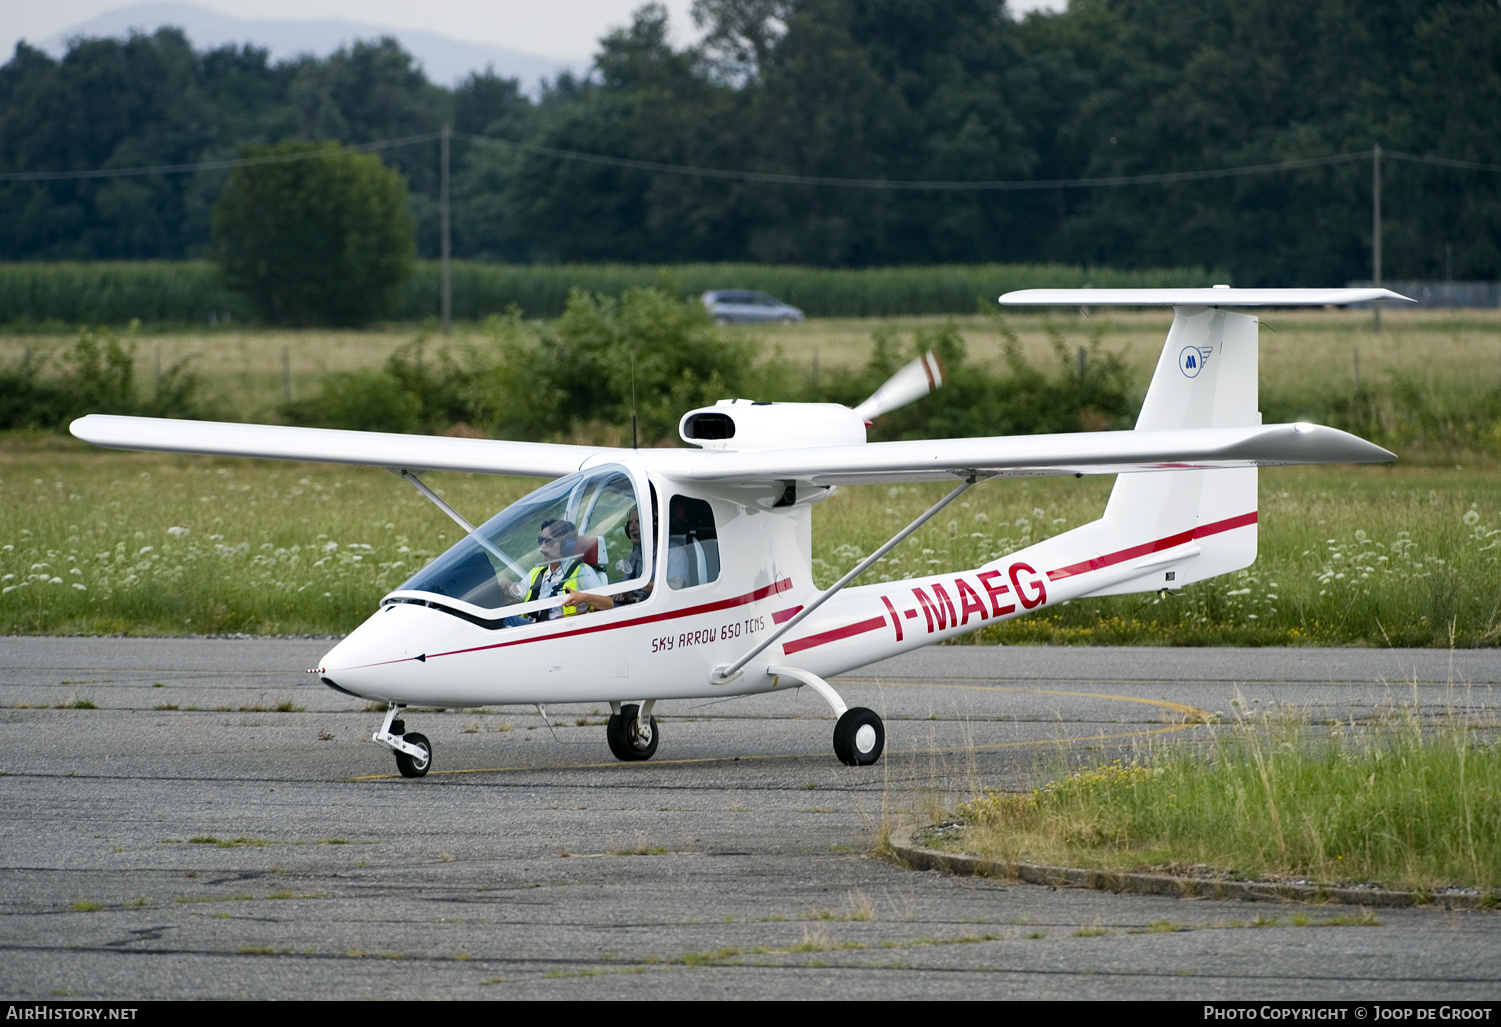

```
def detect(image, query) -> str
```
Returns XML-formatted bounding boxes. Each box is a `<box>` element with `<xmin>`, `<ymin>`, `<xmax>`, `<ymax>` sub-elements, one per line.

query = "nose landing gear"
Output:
<box><xmin>373</xmin><ymin>704</ymin><xmax>433</xmax><ymax>778</ymax></box>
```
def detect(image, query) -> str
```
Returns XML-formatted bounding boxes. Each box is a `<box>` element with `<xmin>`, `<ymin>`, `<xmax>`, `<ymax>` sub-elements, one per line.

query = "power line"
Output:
<box><xmin>462</xmin><ymin>134</ymin><xmax>1376</xmax><ymax>189</ymax></box>
<box><xmin>0</xmin><ymin>134</ymin><xmax>442</xmax><ymax>183</ymax></box>
<box><xmin>1385</xmin><ymin>151</ymin><xmax>1501</xmax><ymax>174</ymax></box>
<box><xmin>2</xmin><ymin>135</ymin><xmax>1497</xmax><ymax>188</ymax></box>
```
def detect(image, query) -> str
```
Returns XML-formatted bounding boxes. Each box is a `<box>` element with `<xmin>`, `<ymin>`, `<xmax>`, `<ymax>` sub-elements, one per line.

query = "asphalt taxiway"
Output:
<box><xmin>1</xmin><ymin>638</ymin><xmax>1497</xmax><ymax>1000</ymax></box>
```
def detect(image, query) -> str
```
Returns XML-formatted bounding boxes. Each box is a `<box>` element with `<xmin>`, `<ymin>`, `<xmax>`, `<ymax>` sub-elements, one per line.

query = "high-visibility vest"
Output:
<box><xmin>527</xmin><ymin>559</ymin><xmax>589</xmax><ymax>617</ymax></box>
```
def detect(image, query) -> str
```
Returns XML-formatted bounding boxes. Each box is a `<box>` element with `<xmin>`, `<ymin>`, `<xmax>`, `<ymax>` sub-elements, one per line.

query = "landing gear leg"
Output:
<box><xmin>607</xmin><ymin>700</ymin><xmax>659</xmax><ymax>761</ymax></box>
<box><xmin>372</xmin><ymin>703</ymin><xmax>433</xmax><ymax>778</ymax></box>
<box><xmin>767</xmin><ymin>665</ymin><xmax>885</xmax><ymax>766</ymax></box>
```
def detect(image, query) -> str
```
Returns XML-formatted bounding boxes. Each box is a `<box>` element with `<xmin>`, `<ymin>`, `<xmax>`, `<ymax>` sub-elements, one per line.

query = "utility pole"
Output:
<box><xmin>1372</xmin><ymin>143</ymin><xmax>1382</xmax><ymax>334</ymax></box>
<box><xmin>441</xmin><ymin>125</ymin><xmax>452</xmax><ymax>336</ymax></box>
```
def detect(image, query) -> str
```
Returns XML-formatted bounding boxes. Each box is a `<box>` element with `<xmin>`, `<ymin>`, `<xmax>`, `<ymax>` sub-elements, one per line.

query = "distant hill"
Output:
<box><xmin>35</xmin><ymin>1</ymin><xmax>582</xmax><ymax>90</ymax></box>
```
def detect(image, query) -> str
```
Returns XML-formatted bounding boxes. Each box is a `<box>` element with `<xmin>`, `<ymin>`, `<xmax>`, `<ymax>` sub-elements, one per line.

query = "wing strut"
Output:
<box><xmin>388</xmin><ymin>468</ymin><xmax>528</xmax><ymax>579</ymax></box>
<box><xmin>389</xmin><ymin>468</ymin><xmax>475</xmax><ymax>532</ymax></box>
<box><xmin>710</xmin><ymin>475</ymin><xmax>977</xmax><ymax>685</ymax></box>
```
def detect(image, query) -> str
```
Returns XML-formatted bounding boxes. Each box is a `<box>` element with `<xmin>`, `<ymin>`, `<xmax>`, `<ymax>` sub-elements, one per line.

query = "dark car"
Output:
<box><xmin>701</xmin><ymin>290</ymin><xmax>805</xmax><ymax>324</ymax></box>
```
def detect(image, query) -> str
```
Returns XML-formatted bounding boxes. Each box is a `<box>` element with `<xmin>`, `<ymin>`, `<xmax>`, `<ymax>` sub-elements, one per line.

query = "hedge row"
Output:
<box><xmin>0</xmin><ymin>260</ymin><xmax>1222</xmax><ymax>327</ymax></box>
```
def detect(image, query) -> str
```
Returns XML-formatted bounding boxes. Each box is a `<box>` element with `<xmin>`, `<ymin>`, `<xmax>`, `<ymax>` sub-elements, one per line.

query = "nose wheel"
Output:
<box><xmin>607</xmin><ymin>703</ymin><xmax>659</xmax><ymax>761</ymax></box>
<box><xmin>394</xmin><ymin>731</ymin><xmax>431</xmax><ymax>778</ymax></box>
<box><xmin>373</xmin><ymin>706</ymin><xmax>434</xmax><ymax>778</ymax></box>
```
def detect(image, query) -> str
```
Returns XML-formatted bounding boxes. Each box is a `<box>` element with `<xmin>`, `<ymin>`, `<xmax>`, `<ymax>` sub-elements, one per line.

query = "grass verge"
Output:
<box><xmin>946</xmin><ymin>701</ymin><xmax>1501</xmax><ymax>894</ymax></box>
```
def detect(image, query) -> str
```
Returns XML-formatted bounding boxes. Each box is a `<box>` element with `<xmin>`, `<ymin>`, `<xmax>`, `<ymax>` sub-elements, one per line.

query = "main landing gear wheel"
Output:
<box><xmin>833</xmin><ymin>708</ymin><xmax>884</xmax><ymax>766</ymax></box>
<box><xmin>607</xmin><ymin>704</ymin><xmax>659</xmax><ymax>762</ymax></box>
<box><xmin>395</xmin><ymin>731</ymin><xmax>431</xmax><ymax>778</ymax></box>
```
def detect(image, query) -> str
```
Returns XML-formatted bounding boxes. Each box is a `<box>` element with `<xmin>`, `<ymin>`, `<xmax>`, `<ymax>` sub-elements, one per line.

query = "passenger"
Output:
<box><xmin>568</xmin><ymin>506</ymin><xmax>652</xmax><ymax>612</ymax></box>
<box><xmin>528</xmin><ymin>519</ymin><xmax>604</xmax><ymax>620</ymax></box>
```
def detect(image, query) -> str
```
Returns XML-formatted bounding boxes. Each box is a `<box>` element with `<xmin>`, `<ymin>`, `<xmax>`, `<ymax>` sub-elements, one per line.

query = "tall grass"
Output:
<box><xmin>956</xmin><ymin>700</ymin><xmax>1501</xmax><ymax>892</ymax></box>
<box><xmin>1</xmin><ymin>435</ymin><xmax>1496</xmax><ymax>645</ymax></box>
<box><xmin>0</xmin><ymin>260</ymin><xmax>1221</xmax><ymax>326</ymax></box>
<box><xmin>0</xmin><ymin>440</ymin><xmax>533</xmax><ymax>634</ymax></box>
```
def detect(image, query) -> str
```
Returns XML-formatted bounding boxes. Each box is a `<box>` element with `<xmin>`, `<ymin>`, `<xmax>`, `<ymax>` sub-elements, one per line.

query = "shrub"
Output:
<box><xmin>477</xmin><ymin>286</ymin><xmax>752</xmax><ymax>443</ymax></box>
<box><xmin>283</xmin><ymin>328</ymin><xmax>488</xmax><ymax>434</ymax></box>
<box><xmin>0</xmin><ymin>324</ymin><xmax>201</xmax><ymax>429</ymax></box>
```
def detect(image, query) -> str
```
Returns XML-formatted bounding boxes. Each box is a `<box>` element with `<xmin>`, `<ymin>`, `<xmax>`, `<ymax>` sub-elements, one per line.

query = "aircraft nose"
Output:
<box><xmin>312</xmin><ymin>601</ymin><xmax>469</xmax><ymax>702</ymax></box>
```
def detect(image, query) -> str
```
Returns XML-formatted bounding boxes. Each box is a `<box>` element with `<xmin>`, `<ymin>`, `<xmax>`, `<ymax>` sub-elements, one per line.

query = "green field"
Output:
<box><xmin>2</xmin><ymin>434</ymin><xmax>1496</xmax><ymax>643</ymax></box>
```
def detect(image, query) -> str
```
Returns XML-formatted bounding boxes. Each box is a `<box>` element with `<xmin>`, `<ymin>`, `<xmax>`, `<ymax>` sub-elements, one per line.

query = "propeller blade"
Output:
<box><xmin>850</xmin><ymin>350</ymin><xmax>945</xmax><ymax>422</ymax></box>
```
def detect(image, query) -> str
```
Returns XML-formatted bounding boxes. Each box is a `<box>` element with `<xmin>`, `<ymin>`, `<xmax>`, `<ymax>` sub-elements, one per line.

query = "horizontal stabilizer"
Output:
<box><xmin>1000</xmin><ymin>287</ymin><xmax>1415</xmax><ymax>307</ymax></box>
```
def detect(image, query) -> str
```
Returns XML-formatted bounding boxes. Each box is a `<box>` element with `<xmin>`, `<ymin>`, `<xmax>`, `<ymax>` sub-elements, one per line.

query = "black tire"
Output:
<box><xmin>833</xmin><ymin>707</ymin><xmax>884</xmax><ymax>766</ymax></box>
<box><xmin>607</xmin><ymin>705</ymin><xmax>659</xmax><ymax>762</ymax></box>
<box><xmin>395</xmin><ymin>732</ymin><xmax>431</xmax><ymax>778</ymax></box>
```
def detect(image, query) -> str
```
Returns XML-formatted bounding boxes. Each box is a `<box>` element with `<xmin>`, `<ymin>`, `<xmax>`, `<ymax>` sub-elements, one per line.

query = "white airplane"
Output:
<box><xmin>72</xmin><ymin>287</ymin><xmax>1410</xmax><ymax>776</ymax></box>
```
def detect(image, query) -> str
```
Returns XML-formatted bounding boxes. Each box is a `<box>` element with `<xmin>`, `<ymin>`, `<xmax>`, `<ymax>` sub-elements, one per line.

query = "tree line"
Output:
<box><xmin>2</xmin><ymin>0</ymin><xmax>1497</xmax><ymax>285</ymax></box>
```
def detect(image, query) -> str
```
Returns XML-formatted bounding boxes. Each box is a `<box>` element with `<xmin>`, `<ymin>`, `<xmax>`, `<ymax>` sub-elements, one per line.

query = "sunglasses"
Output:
<box><xmin>538</xmin><ymin>534</ymin><xmax>560</xmax><ymax>545</ymax></box>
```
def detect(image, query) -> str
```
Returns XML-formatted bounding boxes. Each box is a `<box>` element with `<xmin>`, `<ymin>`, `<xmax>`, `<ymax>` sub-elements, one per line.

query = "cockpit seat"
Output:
<box><xmin>564</xmin><ymin>535</ymin><xmax>605</xmax><ymax>567</ymax></box>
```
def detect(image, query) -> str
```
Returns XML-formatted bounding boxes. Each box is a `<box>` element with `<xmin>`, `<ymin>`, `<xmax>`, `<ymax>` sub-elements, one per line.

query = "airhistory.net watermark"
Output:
<box><xmin>5</xmin><ymin>1008</ymin><xmax>138</xmax><ymax>1020</ymax></box>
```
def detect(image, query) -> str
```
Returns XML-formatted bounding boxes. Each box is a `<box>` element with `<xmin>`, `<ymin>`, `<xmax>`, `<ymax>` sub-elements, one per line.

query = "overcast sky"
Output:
<box><xmin>7</xmin><ymin>0</ymin><xmax>1067</xmax><ymax>65</ymax></box>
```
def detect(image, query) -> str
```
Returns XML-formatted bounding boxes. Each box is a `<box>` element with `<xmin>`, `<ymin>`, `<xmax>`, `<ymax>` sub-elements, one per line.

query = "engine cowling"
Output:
<box><xmin>679</xmin><ymin>400</ymin><xmax>867</xmax><ymax>451</ymax></box>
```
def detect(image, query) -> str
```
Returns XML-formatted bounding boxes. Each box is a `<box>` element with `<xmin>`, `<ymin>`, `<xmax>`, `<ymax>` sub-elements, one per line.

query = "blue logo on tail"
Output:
<box><xmin>1178</xmin><ymin>346</ymin><xmax>1212</xmax><ymax>378</ymax></box>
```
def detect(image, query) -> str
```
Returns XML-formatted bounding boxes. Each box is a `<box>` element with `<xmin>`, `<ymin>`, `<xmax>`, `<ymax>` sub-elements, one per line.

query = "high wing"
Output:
<box><xmin>683</xmin><ymin>422</ymin><xmax>1393</xmax><ymax>486</ymax></box>
<box><xmin>71</xmin><ymin>414</ymin><xmax>1393</xmax><ymax>489</ymax></box>
<box><xmin>70</xmin><ymin>414</ymin><xmax>605</xmax><ymax>478</ymax></box>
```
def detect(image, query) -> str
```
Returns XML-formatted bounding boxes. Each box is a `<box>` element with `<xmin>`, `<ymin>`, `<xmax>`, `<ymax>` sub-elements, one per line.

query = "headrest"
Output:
<box><xmin>566</xmin><ymin>535</ymin><xmax>602</xmax><ymax>565</ymax></box>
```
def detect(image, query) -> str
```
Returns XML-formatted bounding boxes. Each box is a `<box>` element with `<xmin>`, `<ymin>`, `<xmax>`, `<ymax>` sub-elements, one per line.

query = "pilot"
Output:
<box><xmin>527</xmin><ymin>519</ymin><xmax>604</xmax><ymax>620</ymax></box>
<box><xmin>567</xmin><ymin>506</ymin><xmax>652</xmax><ymax>612</ymax></box>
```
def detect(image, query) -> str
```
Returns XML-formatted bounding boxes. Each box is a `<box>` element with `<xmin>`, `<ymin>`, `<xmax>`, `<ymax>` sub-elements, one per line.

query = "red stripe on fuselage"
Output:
<box><xmin>781</xmin><ymin>615</ymin><xmax>888</xmax><ymax>655</ymax></box>
<box><xmin>1047</xmin><ymin>511</ymin><xmax>1257</xmax><ymax>582</ymax></box>
<box><xmin>360</xmin><ymin>578</ymin><xmax>795</xmax><ymax>667</ymax></box>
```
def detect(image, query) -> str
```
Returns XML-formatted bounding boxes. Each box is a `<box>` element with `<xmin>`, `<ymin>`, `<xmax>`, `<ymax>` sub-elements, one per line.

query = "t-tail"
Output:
<box><xmin>992</xmin><ymin>288</ymin><xmax>1410</xmax><ymax>601</ymax></box>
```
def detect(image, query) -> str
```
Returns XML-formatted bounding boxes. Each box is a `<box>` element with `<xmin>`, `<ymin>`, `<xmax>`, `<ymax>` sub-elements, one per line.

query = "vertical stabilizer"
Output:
<box><xmin>1088</xmin><ymin>306</ymin><xmax>1260</xmax><ymax>596</ymax></box>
